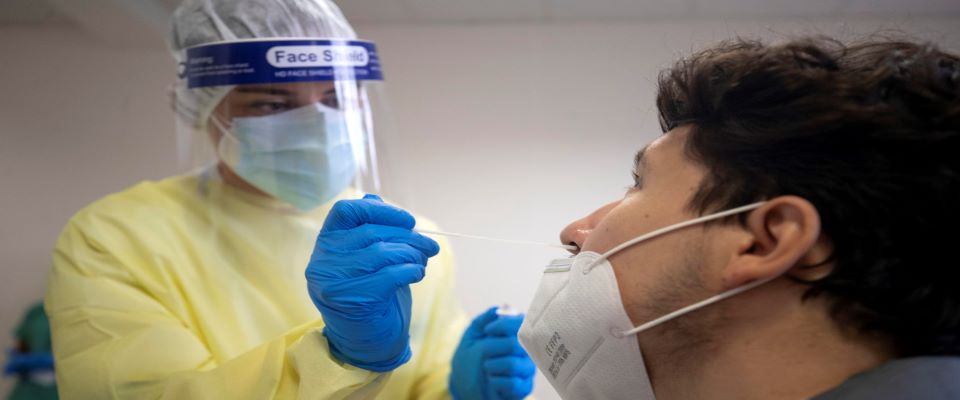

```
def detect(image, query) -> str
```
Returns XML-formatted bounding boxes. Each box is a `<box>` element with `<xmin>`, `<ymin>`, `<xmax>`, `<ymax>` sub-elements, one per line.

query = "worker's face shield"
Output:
<box><xmin>174</xmin><ymin>39</ymin><xmax>397</xmax><ymax>212</ymax></box>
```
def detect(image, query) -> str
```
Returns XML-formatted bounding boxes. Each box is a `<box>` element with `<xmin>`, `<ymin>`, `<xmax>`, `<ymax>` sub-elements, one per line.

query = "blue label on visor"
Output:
<box><xmin>183</xmin><ymin>39</ymin><xmax>383</xmax><ymax>88</ymax></box>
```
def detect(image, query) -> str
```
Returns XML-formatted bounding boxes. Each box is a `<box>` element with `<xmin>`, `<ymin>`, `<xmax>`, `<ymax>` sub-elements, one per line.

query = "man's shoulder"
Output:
<box><xmin>813</xmin><ymin>356</ymin><xmax>960</xmax><ymax>400</ymax></box>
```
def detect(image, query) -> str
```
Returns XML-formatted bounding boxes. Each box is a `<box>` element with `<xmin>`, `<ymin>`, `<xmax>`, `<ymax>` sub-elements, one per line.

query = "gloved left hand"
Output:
<box><xmin>450</xmin><ymin>307</ymin><xmax>536</xmax><ymax>400</ymax></box>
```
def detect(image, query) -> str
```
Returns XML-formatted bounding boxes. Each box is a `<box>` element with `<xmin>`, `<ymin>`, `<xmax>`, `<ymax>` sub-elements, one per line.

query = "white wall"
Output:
<box><xmin>0</xmin><ymin>24</ymin><xmax>178</xmax><ymax>395</ymax></box>
<box><xmin>1</xmin><ymin>17</ymin><xmax>958</xmax><ymax>398</ymax></box>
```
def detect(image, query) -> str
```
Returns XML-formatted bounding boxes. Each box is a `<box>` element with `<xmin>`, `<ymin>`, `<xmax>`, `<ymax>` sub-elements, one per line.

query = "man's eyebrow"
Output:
<box><xmin>634</xmin><ymin>146</ymin><xmax>649</xmax><ymax>175</ymax></box>
<box><xmin>235</xmin><ymin>87</ymin><xmax>294</xmax><ymax>96</ymax></box>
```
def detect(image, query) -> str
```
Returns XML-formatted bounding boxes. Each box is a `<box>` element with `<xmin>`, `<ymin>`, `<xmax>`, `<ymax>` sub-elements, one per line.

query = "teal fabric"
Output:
<box><xmin>6</xmin><ymin>302</ymin><xmax>57</xmax><ymax>400</ymax></box>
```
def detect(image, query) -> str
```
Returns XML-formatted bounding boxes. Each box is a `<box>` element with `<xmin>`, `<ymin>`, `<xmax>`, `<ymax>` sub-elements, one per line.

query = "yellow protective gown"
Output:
<box><xmin>44</xmin><ymin>170</ymin><xmax>468</xmax><ymax>399</ymax></box>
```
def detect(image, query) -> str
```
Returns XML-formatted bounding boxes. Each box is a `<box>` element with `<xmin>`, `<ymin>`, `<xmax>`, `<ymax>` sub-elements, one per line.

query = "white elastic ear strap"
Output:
<box><xmin>593</xmin><ymin>202</ymin><xmax>766</xmax><ymax>268</ymax></box>
<box><xmin>619</xmin><ymin>275</ymin><xmax>776</xmax><ymax>337</ymax></box>
<box><xmin>579</xmin><ymin>201</ymin><xmax>770</xmax><ymax>337</ymax></box>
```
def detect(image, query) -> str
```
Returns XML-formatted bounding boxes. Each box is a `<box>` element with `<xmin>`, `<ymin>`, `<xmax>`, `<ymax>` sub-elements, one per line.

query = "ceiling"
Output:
<box><xmin>335</xmin><ymin>0</ymin><xmax>960</xmax><ymax>23</ymax></box>
<box><xmin>2</xmin><ymin>0</ymin><xmax>959</xmax><ymax>45</ymax></box>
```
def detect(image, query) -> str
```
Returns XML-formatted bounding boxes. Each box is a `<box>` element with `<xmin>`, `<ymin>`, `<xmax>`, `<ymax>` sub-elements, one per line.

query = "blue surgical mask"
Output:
<box><xmin>213</xmin><ymin>103</ymin><xmax>357</xmax><ymax>211</ymax></box>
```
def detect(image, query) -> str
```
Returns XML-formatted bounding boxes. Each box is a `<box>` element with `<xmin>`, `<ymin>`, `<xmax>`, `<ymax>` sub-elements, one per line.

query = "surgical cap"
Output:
<box><xmin>168</xmin><ymin>0</ymin><xmax>358</xmax><ymax>129</ymax></box>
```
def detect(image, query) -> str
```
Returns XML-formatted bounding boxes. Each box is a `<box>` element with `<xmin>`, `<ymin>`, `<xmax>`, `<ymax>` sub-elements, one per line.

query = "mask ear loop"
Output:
<box><xmin>577</xmin><ymin>201</ymin><xmax>777</xmax><ymax>338</ymax></box>
<box><xmin>209</xmin><ymin>115</ymin><xmax>245</xmax><ymax>166</ymax></box>
<box><xmin>615</xmin><ymin>276</ymin><xmax>776</xmax><ymax>338</ymax></box>
<box><xmin>583</xmin><ymin>202</ymin><xmax>767</xmax><ymax>274</ymax></box>
<box><xmin>209</xmin><ymin>114</ymin><xmax>239</xmax><ymax>144</ymax></box>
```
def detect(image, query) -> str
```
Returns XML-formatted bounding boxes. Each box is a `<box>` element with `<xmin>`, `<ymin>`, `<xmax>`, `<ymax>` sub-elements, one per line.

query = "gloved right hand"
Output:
<box><xmin>306</xmin><ymin>194</ymin><xmax>440</xmax><ymax>372</ymax></box>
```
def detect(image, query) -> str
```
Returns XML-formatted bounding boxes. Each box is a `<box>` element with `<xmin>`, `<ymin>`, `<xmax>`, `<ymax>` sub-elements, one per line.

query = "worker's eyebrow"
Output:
<box><xmin>235</xmin><ymin>87</ymin><xmax>294</xmax><ymax>96</ymax></box>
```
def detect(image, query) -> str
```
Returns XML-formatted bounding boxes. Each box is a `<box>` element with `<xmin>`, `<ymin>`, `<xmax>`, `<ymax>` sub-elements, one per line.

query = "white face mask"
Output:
<box><xmin>518</xmin><ymin>202</ymin><xmax>771</xmax><ymax>400</ymax></box>
<box><xmin>213</xmin><ymin>103</ymin><xmax>357</xmax><ymax>211</ymax></box>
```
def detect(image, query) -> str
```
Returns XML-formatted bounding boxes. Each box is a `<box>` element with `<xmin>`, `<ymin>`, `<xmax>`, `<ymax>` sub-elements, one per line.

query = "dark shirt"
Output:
<box><xmin>813</xmin><ymin>357</ymin><xmax>960</xmax><ymax>399</ymax></box>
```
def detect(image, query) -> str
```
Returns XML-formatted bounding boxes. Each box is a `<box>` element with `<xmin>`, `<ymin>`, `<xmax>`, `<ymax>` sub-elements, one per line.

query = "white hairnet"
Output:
<box><xmin>168</xmin><ymin>0</ymin><xmax>358</xmax><ymax>131</ymax></box>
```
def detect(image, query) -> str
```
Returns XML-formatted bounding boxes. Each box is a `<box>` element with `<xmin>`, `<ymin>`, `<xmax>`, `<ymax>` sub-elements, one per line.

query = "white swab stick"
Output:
<box><xmin>414</xmin><ymin>228</ymin><xmax>578</xmax><ymax>251</ymax></box>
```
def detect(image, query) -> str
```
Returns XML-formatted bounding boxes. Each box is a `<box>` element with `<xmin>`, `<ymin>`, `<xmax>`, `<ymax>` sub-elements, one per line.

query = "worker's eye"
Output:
<box><xmin>248</xmin><ymin>100</ymin><xmax>291</xmax><ymax>114</ymax></box>
<box><xmin>321</xmin><ymin>94</ymin><xmax>340</xmax><ymax>110</ymax></box>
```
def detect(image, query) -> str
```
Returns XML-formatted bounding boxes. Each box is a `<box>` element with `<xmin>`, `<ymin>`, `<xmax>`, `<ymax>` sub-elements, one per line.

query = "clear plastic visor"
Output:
<box><xmin>173</xmin><ymin>38</ymin><xmax>390</xmax><ymax>211</ymax></box>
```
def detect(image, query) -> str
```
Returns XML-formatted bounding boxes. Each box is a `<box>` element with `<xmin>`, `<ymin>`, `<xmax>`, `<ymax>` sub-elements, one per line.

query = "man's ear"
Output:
<box><xmin>721</xmin><ymin>196</ymin><xmax>828</xmax><ymax>290</ymax></box>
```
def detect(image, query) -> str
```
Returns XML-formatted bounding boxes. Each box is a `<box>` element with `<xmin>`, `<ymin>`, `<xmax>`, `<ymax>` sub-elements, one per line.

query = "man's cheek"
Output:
<box><xmin>610</xmin><ymin>257</ymin><xmax>655</xmax><ymax>324</ymax></box>
<box><xmin>581</xmin><ymin>224</ymin><xmax>621</xmax><ymax>254</ymax></box>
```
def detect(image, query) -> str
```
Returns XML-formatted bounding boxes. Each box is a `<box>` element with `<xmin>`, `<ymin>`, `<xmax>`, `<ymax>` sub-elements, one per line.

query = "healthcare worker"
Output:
<box><xmin>519</xmin><ymin>37</ymin><xmax>960</xmax><ymax>399</ymax></box>
<box><xmin>44</xmin><ymin>0</ymin><xmax>534</xmax><ymax>398</ymax></box>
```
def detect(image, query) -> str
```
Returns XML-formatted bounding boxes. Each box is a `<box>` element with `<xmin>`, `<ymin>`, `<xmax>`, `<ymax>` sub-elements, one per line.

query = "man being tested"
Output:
<box><xmin>44</xmin><ymin>0</ymin><xmax>535</xmax><ymax>398</ymax></box>
<box><xmin>520</xmin><ymin>37</ymin><xmax>960</xmax><ymax>399</ymax></box>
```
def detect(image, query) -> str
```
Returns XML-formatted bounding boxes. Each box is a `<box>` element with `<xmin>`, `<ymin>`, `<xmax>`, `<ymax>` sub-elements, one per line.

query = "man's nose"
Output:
<box><xmin>560</xmin><ymin>200</ymin><xmax>620</xmax><ymax>254</ymax></box>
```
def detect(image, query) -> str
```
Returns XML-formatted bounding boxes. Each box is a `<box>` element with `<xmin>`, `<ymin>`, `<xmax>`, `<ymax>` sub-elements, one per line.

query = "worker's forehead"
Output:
<box><xmin>233</xmin><ymin>81</ymin><xmax>337</xmax><ymax>93</ymax></box>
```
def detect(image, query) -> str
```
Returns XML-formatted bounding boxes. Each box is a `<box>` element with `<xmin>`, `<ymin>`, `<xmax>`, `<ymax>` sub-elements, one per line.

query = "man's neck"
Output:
<box><xmin>645</xmin><ymin>288</ymin><xmax>894</xmax><ymax>400</ymax></box>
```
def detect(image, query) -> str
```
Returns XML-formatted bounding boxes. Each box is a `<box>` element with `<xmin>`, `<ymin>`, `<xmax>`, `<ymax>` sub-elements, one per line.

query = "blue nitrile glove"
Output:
<box><xmin>307</xmin><ymin>194</ymin><xmax>440</xmax><ymax>372</ymax></box>
<box><xmin>3</xmin><ymin>350</ymin><xmax>54</xmax><ymax>376</ymax></box>
<box><xmin>450</xmin><ymin>307</ymin><xmax>536</xmax><ymax>400</ymax></box>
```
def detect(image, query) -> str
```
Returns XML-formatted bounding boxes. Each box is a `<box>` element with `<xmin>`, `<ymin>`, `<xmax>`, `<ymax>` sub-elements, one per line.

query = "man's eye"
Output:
<box><xmin>631</xmin><ymin>171</ymin><xmax>644</xmax><ymax>190</ymax></box>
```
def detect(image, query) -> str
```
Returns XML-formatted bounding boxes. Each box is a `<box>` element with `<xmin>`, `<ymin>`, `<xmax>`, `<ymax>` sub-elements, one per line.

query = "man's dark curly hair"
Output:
<box><xmin>656</xmin><ymin>36</ymin><xmax>960</xmax><ymax>356</ymax></box>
